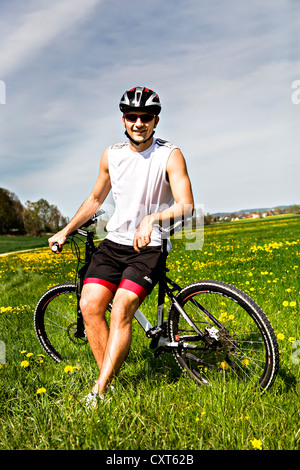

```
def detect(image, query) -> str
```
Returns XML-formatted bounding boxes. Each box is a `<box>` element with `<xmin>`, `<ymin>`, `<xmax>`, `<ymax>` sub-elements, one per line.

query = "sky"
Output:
<box><xmin>0</xmin><ymin>0</ymin><xmax>299</xmax><ymax>219</ymax></box>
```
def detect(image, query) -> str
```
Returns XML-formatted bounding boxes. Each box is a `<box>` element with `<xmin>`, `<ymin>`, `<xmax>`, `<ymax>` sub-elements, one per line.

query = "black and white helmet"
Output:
<box><xmin>119</xmin><ymin>86</ymin><xmax>161</xmax><ymax>115</ymax></box>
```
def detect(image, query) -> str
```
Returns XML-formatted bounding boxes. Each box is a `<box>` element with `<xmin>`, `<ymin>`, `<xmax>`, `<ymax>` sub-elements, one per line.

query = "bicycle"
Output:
<box><xmin>34</xmin><ymin>210</ymin><xmax>279</xmax><ymax>390</ymax></box>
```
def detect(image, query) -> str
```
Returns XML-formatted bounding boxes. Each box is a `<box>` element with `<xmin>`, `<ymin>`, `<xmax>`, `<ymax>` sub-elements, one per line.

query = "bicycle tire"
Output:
<box><xmin>168</xmin><ymin>280</ymin><xmax>279</xmax><ymax>391</ymax></box>
<box><xmin>34</xmin><ymin>283</ymin><xmax>84</xmax><ymax>362</ymax></box>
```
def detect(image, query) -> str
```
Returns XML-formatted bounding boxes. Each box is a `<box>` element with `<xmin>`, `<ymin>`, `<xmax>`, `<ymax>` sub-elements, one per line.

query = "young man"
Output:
<box><xmin>49</xmin><ymin>86</ymin><xmax>194</xmax><ymax>406</ymax></box>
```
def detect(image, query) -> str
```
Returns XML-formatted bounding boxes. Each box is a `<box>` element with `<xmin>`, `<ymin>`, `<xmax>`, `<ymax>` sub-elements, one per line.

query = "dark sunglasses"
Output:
<box><xmin>124</xmin><ymin>113</ymin><xmax>155</xmax><ymax>123</ymax></box>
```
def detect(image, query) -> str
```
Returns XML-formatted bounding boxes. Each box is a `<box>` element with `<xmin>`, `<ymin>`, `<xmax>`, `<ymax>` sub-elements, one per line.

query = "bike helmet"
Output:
<box><xmin>119</xmin><ymin>86</ymin><xmax>161</xmax><ymax>115</ymax></box>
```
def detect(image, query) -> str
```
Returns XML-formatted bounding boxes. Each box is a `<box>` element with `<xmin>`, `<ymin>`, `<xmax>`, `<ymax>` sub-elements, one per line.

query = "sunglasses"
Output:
<box><xmin>124</xmin><ymin>113</ymin><xmax>155</xmax><ymax>123</ymax></box>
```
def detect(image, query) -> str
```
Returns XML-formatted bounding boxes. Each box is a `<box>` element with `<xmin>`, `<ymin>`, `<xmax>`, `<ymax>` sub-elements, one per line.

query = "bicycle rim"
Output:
<box><xmin>168</xmin><ymin>280</ymin><xmax>279</xmax><ymax>390</ymax></box>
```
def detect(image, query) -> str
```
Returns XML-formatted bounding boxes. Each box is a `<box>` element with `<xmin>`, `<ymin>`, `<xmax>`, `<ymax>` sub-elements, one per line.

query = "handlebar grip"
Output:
<box><xmin>51</xmin><ymin>242</ymin><xmax>60</xmax><ymax>252</ymax></box>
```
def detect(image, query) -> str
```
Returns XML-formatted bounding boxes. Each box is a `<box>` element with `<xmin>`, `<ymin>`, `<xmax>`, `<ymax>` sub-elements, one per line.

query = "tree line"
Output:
<box><xmin>0</xmin><ymin>188</ymin><xmax>68</xmax><ymax>236</ymax></box>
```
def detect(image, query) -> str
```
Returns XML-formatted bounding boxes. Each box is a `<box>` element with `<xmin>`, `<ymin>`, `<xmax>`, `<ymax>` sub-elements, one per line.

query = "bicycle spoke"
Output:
<box><xmin>168</xmin><ymin>281</ymin><xmax>279</xmax><ymax>390</ymax></box>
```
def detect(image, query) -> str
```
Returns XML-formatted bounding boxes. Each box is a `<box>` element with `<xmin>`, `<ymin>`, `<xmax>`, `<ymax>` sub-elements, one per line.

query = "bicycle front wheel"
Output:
<box><xmin>168</xmin><ymin>280</ymin><xmax>279</xmax><ymax>390</ymax></box>
<box><xmin>34</xmin><ymin>283</ymin><xmax>89</xmax><ymax>363</ymax></box>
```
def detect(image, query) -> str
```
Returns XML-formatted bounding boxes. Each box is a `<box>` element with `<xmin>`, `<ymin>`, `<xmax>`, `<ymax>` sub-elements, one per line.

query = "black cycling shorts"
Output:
<box><xmin>84</xmin><ymin>238</ymin><xmax>167</xmax><ymax>303</ymax></box>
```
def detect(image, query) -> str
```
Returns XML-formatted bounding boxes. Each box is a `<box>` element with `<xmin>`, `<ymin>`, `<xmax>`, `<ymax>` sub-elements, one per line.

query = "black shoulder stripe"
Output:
<box><xmin>156</xmin><ymin>138</ymin><xmax>175</xmax><ymax>149</ymax></box>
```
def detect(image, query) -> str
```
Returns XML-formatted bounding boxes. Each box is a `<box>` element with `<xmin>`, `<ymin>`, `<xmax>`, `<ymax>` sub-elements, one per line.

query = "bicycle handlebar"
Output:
<box><xmin>50</xmin><ymin>209</ymin><xmax>105</xmax><ymax>252</ymax></box>
<box><xmin>157</xmin><ymin>216</ymin><xmax>192</xmax><ymax>237</ymax></box>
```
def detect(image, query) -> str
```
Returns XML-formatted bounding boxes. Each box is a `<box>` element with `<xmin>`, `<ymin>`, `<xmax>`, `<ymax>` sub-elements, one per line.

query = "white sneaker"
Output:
<box><xmin>81</xmin><ymin>391</ymin><xmax>104</xmax><ymax>409</ymax></box>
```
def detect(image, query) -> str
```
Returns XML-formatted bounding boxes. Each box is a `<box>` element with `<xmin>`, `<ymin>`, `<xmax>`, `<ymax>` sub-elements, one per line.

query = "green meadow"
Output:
<box><xmin>0</xmin><ymin>214</ymin><xmax>299</xmax><ymax>450</ymax></box>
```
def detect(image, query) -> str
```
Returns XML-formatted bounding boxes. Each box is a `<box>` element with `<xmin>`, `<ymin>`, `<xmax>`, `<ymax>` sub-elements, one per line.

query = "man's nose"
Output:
<box><xmin>135</xmin><ymin>117</ymin><xmax>144</xmax><ymax>126</ymax></box>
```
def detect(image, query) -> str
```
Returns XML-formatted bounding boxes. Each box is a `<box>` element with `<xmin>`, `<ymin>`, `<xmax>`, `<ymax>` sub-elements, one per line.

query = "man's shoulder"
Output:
<box><xmin>110</xmin><ymin>142</ymin><xmax>129</xmax><ymax>150</ymax></box>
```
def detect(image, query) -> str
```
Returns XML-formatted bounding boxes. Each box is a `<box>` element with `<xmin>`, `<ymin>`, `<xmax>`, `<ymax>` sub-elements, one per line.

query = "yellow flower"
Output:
<box><xmin>26</xmin><ymin>352</ymin><xmax>33</xmax><ymax>357</ymax></box>
<box><xmin>37</xmin><ymin>387</ymin><xmax>46</xmax><ymax>394</ymax></box>
<box><xmin>277</xmin><ymin>333</ymin><xmax>285</xmax><ymax>340</ymax></box>
<box><xmin>64</xmin><ymin>365</ymin><xmax>75</xmax><ymax>373</ymax></box>
<box><xmin>288</xmin><ymin>337</ymin><xmax>296</xmax><ymax>343</ymax></box>
<box><xmin>20</xmin><ymin>360</ymin><xmax>29</xmax><ymax>368</ymax></box>
<box><xmin>282</xmin><ymin>301</ymin><xmax>289</xmax><ymax>307</ymax></box>
<box><xmin>290</xmin><ymin>301</ymin><xmax>296</xmax><ymax>307</ymax></box>
<box><xmin>250</xmin><ymin>438</ymin><xmax>262</xmax><ymax>450</ymax></box>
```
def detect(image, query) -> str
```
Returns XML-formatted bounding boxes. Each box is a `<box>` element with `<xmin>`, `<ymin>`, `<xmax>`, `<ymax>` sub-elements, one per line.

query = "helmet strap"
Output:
<box><xmin>125</xmin><ymin>130</ymin><xmax>155</xmax><ymax>146</ymax></box>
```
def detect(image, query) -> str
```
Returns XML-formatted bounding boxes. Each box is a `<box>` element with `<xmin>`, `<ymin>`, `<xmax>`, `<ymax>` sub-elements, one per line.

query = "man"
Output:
<box><xmin>49</xmin><ymin>86</ymin><xmax>194</xmax><ymax>406</ymax></box>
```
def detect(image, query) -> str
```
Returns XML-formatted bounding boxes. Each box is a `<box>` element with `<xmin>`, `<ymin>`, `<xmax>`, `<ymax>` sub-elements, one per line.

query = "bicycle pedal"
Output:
<box><xmin>149</xmin><ymin>337</ymin><xmax>160</xmax><ymax>349</ymax></box>
<box><xmin>154</xmin><ymin>346</ymin><xmax>166</xmax><ymax>357</ymax></box>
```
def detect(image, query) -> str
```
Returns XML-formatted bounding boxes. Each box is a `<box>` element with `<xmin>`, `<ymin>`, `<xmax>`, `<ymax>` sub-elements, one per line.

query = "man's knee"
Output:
<box><xmin>110</xmin><ymin>289</ymin><xmax>140</xmax><ymax>326</ymax></box>
<box><xmin>80</xmin><ymin>284</ymin><xmax>112</xmax><ymax>319</ymax></box>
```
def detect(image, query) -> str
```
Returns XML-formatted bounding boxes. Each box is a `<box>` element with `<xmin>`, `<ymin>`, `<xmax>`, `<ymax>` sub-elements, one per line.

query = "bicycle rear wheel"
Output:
<box><xmin>168</xmin><ymin>280</ymin><xmax>279</xmax><ymax>390</ymax></box>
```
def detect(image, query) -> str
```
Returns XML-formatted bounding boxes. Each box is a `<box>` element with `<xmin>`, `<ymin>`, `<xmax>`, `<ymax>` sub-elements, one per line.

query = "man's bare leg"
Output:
<box><xmin>92</xmin><ymin>288</ymin><xmax>139</xmax><ymax>396</ymax></box>
<box><xmin>80</xmin><ymin>285</ymin><xmax>139</xmax><ymax>397</ymax></box>
<box><xmin>80</xmin><ymin>283</ymin><xmax>114</xmax><ymax>370</ymax></box>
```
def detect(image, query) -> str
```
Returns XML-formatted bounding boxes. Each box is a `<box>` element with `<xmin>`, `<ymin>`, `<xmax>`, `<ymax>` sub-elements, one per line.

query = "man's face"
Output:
<box><xmin>122</xmin><ymin>111</ymin><xmax>159</xmax><ymax>147</ymax></box>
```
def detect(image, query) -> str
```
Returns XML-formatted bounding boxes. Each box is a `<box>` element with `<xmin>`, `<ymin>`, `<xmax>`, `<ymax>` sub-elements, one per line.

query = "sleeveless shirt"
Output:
<box><xmin>105</xmin><ymin>137</ymin><xmax>177</xmax><ymax>246</ymax></box>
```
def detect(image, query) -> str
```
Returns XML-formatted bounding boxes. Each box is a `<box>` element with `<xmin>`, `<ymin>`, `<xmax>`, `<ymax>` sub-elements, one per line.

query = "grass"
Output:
<box><xmin>0</xmin><ymin>214</ymin><xmax>299</xmax><ymax>450</ymax></box>
<box><xmin>0</xmin><ymin>235</ymin><xmax>49</xmax><ymax>254</ymax></box>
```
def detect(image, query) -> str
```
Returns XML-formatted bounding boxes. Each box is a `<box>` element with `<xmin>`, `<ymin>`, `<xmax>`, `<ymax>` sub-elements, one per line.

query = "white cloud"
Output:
<box><xmin>0</xmin><ymin>0</ymin><xmax>101</xmax><ymax>77</ymax></box>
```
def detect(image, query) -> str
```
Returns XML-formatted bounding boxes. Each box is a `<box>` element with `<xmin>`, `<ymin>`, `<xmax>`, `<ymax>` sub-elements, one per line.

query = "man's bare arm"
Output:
<box><xmin>48</xmin><ymin>149</ymin><xmax>111</xmax><ymax>251</ymax></box>
<box><xmin>133</xmin><ymin>148</ymin><xmax>194</xmax><ymax>252</ymax></box>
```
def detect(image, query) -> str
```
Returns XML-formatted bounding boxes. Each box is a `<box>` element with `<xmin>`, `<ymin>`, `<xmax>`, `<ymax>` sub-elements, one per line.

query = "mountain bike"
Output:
<box><xmin>34</xmin><ymin>210</ymin><xmax>279</xmax><ymax>390</ymax></box>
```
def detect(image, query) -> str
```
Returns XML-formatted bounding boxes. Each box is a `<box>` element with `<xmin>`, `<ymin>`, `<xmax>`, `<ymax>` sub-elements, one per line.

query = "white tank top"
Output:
<box><xmin>106</xmin><ymin>137</ymin><xmax>177</xmax><ymax>246</ymax></box>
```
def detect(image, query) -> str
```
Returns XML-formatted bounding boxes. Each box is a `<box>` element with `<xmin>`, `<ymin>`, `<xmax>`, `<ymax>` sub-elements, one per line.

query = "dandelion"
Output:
<box><xmin>282</xmin><ymin>301</ymin><xmax>289</xmax><ymax>307</ymax></box>
<box><xmin>288</xmin><ymin>337</ymin><xmax>296</xmax><ymax>343</ymax></box>
<box><xmin>220</xmin><ymin>362</ymin><xmax>229</xmax><ymax>370</ymax></box>
<box><xmin>36</xmin><ymin>387</ymin><xmax>46</xmax><ymax>394</ymax></box>
<box><xmin>277</xmin><ymin>333</ymin><xmax>285</xmax><ymax>340</ymax></box>
<box><xmin>250</xmin><ymin>438</ymin><xmax>263</xmax><ymax>450</ymax></box>
<box><xmin>64</xmin><ymin>365</ymin><xmax>79</xmax><ymax>373</ymax></box>
<box><xmin>290</xmin><ymin>301</ymin><xmax>296</xmax><ymax>307</ymax></box>
<box><xmin>26</xmin><ymin>352</ymin><xmax>33</xmax><ymax>358</ymax></box>
<box><xmin>20</xmin><ymin>360</ymin><xmax>29</xmax><ymax>368</ymax></box>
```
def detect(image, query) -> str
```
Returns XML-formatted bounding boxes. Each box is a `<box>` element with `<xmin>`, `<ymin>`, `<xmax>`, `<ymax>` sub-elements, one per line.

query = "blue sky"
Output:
<box><xmin>0</xmin><ymin>0</ymin><xmax>299</xmax><ymax>219</ymax></box>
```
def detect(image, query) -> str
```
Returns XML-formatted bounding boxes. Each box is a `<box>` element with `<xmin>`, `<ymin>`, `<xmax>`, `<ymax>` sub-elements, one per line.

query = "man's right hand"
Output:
<box><xmin>48</xmin><ymin>230</ymin><xmax>67</xmax><ymax>253</ymax></box>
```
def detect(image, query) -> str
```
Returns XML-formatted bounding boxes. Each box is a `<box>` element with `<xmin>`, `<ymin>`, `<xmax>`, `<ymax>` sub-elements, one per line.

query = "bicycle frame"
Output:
<box><xmin>69</xmin><ymin>216</ymin><xmax>215</xmax><ymax>354</ymax></box>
